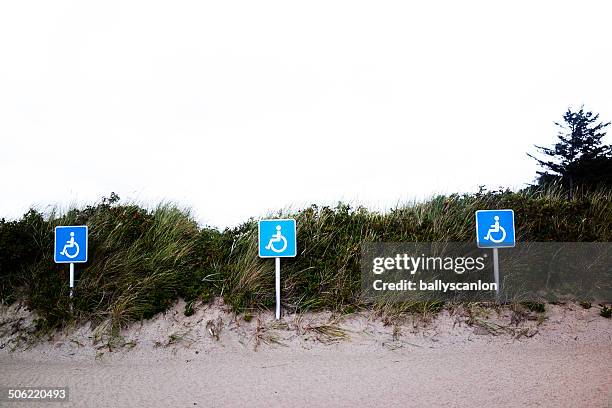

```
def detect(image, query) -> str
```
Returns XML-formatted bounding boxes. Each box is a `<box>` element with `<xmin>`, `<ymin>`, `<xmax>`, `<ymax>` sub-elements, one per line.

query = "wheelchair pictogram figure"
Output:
<box><xmin>60</xmin><ymin>232</ymin><xmax>80</xmax><ymax>259</ymax></box>
<box><xmin>265</xmin><ymin>225</ymin><xmax>288</xmax><ymax>253</ymax></box>
<box><xmin>483</xmin><ymin>215</ymin><xmax>506</xmax><ymax>244</ymax></box>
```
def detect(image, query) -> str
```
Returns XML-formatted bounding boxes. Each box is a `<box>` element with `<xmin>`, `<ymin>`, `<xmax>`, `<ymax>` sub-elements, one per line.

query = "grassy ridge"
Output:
<box><xmin>1</xmin><ymin>187</ymin><xmax>611</xmax><ymax>333</ymax></box>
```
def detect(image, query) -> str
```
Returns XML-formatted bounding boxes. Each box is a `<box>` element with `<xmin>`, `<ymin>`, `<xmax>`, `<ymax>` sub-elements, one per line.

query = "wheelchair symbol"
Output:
<box><xmin>483</xmin><ymin>216</ymin><xmax>506</xmax><ymax>244</ymax></box>
<box><xmin>265</xmin><ymin>225</ymin><xmax>288</xmax><ymax>253</ymax></box>
<box><xmin>60</xmin><ymin>232</ymin><xmax>80</xmax><ymax>259</ymax></box>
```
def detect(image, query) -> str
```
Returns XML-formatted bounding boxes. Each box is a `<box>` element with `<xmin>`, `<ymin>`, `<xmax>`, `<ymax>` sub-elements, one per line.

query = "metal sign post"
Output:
<box><xmin>258</xmin><ymin>219</ymin><xmax>297</xmax><ymax>320</ymax></box>
<box><xmin>492</xmin><ymin>247</ymin><xmax>499</xmax><ymax>299</ymax></box>
<box><xmin>275</xmin><ymin>257</ymin><xmax>281</xmax><ymax>320</ymax></box>
<box><xmin>69</xmin><ymin>263</ymin><xmax>75</xmax><ymax>298</ymax></box>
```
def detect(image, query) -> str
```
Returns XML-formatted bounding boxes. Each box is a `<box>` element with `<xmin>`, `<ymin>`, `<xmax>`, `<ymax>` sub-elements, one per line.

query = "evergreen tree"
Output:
<box><xmin>528</xmin><ymin>107</ymin><xmax>612</xmax><ymax>196</ymax></box>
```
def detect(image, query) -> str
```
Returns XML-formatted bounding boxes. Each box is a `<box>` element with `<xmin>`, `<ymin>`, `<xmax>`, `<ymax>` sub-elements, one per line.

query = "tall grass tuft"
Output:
<box><xmin>1</xmin><ymin>198</ymin><xmax>221</xmax><ymax>335</ymax></box>
<box><xmin>219</xmin><ymin>187</ymin><xmax>612</xmax><ymax>314</ymax></box>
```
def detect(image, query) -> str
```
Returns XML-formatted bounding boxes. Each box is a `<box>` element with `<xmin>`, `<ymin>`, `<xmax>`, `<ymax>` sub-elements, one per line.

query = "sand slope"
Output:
<box><xmin>1</xmin><ymin>301</ymin><xmax>611</xmax><ymax>407</ymax></box>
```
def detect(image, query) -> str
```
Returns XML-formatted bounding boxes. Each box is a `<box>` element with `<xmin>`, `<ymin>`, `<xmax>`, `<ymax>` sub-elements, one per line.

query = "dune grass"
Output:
<box><xmin>1</xmin><ymin>186</ymin><xmax>611</xmax><ymax>335</ymax></box>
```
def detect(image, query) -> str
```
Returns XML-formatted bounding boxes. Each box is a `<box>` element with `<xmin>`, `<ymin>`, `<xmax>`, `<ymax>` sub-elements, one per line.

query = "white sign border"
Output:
<box><xmin>258</xmin><ymin>218</ymin><xmax>297</xmax><ymax>258</ymax></box>
<box><xmin>475</xmin><ymin>209</ymin><xmax>516</xmax><ymax>249</ymax></box>
<box><xmin>54</xmin><ymin>225</ymin><xmax>89</xmax><ymax>264</ymax></box>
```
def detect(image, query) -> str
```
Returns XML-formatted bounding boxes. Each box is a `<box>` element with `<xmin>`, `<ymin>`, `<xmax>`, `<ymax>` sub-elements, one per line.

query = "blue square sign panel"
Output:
<box><xmin>258</xmin><ymin>219</ymin><xmax>297</xmax><ymax>258</ymax></box>
<box><xmin>55</xmin><ymin>226</ymin><xmax>88</xmax><ymax>263</ymax></box>
<box><xmin>475</xmin><ymin>209</ymin><xmax>515</xmax><ymax>248</ymax></box>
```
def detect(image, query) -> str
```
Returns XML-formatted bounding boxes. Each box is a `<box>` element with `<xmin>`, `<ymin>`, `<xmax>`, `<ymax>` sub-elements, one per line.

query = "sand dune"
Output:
<box><xmin>1</xmin><ymin>301</ymin><xmax>611</xmax><ymax>407</ymax></box>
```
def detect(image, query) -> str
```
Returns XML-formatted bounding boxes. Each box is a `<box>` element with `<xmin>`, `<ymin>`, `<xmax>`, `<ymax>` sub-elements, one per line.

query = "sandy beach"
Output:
<box><xmin>1</xmin><ymin>301</ymin><xmax>611</xmax><ymax>407</ymax></box>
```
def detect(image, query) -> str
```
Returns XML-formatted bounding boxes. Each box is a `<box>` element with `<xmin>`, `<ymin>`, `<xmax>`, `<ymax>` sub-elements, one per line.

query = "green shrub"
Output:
<box><xmin>220</xmin><ymin>187</ymin><xmax>611</xmax><ymax>313</ymax></box>
<box><xmin>0</xmin><ymin>210</ymin><xmax>47</xmax><ymax>304</ymax></box>
<box><xmin>1</xmin><ymin>187</ymin><xmax>610</xmax><ymax>333</ymax></box>
<box><xmin>1</xmin><ymin>196</ymin><xmax>218</xmax><ymax>334</ymax></box>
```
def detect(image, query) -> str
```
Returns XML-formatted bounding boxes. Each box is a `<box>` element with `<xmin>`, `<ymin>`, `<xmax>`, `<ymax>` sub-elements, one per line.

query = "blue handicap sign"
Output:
<box><xmin>258</xmin><ymin>219</ymin><xmax>297</xmax><ymax>258</ymax></box>
<box><xmin>475</xmin><ymin>210</ymin><xmax>515</xmax><ymax>248</ymax></box>
<box><xmin>54</xmin><ymin>226</ymin><xmax>88</xmax><ymax>263</ymax></box>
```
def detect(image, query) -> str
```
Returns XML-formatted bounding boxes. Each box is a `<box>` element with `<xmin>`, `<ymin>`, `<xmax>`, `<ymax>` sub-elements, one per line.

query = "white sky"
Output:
<box><xmin>1</xmin><ymin>1</ymin><xmax>611</xmax><ymax>228</ymax></box>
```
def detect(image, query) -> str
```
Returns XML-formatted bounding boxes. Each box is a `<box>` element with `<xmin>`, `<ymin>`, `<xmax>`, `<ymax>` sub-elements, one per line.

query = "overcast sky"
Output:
<box><xmin>1</xmin><ymin>1</ymin><xmax>611</xmax><ymax>227</ymax></box>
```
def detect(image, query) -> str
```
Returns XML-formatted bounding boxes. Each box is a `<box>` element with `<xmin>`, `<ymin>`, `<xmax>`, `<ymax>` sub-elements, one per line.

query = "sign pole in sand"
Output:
<box><xmin>69</xmin><ymin>263</ymin><xmax>75</xmax><ymax>299</ymax></box>
<box><xmin>475</xmin><ymin>210</ymin><xmax>516</xmax><ymax>301</ymax></box>
<box><xmin>258</xmin><ymin>219</ymin><xmax>297</xmax><ymax>320</ymax></box>
<box><xmin>275</xmin><ymin>257</ymin><xmax>281</xmax><ymax>320</ymax></box>
<box><xmin>492</xmin><ymin>247</ymin><xmax>499</xmax><ymax>299</ymax></box>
